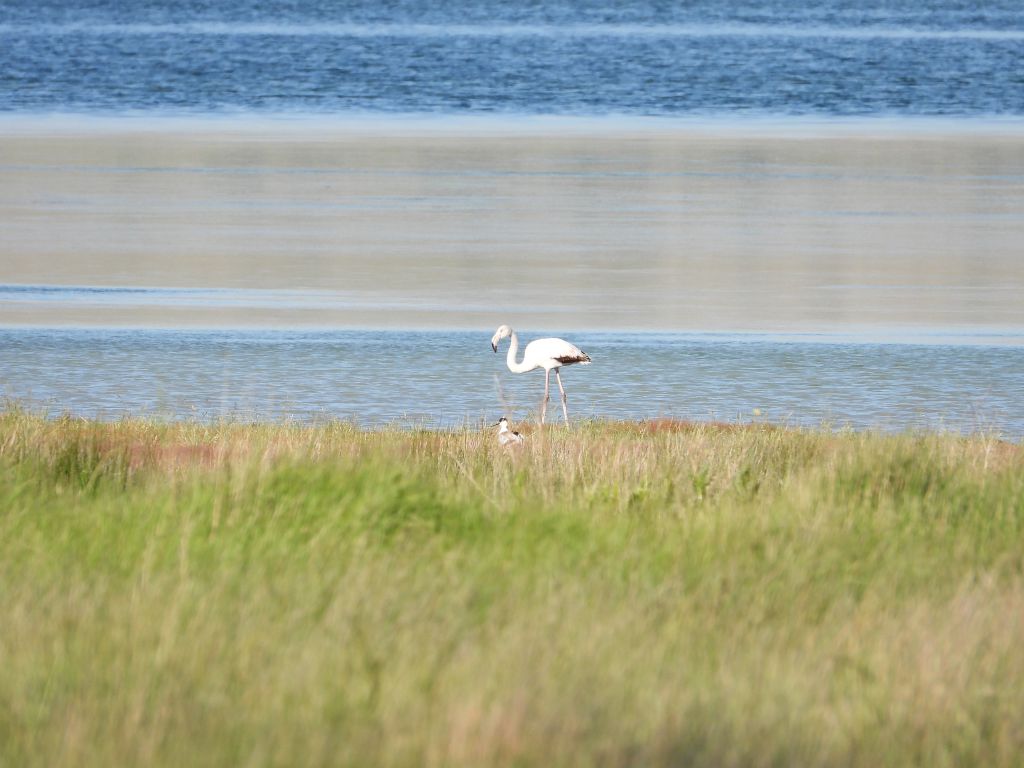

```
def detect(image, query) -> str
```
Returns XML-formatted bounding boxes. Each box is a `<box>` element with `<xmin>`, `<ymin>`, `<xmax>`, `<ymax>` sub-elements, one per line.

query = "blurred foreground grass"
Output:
<box><xmin>1</xmin><ymin>410</ymin><xmax>1022</xmax><ymax>767</ymax></box>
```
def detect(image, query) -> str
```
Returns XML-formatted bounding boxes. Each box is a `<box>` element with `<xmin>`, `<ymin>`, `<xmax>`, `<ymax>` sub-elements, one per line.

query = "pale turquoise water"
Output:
<box><xmin>2</xmin><ymin>328</ymin><xmax>1021</xmax><ymax>439</ymax></box>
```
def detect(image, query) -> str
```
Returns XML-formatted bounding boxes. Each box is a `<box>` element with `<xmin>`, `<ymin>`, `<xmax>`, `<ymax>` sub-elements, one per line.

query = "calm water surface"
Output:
<box><xmin>3</xmin><ymin>129</ymin><xmax>1023</xmax><ymax>332</ymax></box>
<box><xmin>3</xmin><ymin>1</ymin><xmax>1022</xmax><ymax>436</ymax></box>
<box><xmin>2</xmin><ymin>329</ymin><xmax>1021</xmax><ymax>439</ymax></box>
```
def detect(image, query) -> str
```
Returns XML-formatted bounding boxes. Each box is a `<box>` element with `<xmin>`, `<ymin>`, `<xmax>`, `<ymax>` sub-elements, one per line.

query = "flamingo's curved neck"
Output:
<box><xmin>505</xmin><ymin>330</ymin><xmax>535</xmax><ymax>373</ymax></box>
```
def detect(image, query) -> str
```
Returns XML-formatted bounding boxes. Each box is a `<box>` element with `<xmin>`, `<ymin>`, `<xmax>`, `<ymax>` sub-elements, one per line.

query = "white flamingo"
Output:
<box><xmin>490</xmin><ymin>324</ymin><xmax>591</xmax><ymax>424</ymax></box>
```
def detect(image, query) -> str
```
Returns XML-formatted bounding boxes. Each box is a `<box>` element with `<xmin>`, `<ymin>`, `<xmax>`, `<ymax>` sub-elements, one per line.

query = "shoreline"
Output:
<box><xmin>3</xmin><ymin>406</ymin><xmax>1021</xmax><ymax>441</ymax></box>
<box><xmin>3</xmin><ymin>111</ymin><xmax>1024</xmax><ymax>140</ymax></box>
<box><xmin>2</xmin><ymin>409</ymin><xmax>1021</xmax><ymax>448</ymax></box>
<box><xmin>2</xmin><ymin>320</ymin><xmax>1023</xmax><ymax>348</ymax></box>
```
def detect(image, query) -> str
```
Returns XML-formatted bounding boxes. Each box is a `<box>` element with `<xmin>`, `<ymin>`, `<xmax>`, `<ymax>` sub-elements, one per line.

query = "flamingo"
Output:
<box><xmin>490</xmin><ymin>324</ymin><xmax>591</xmax><ymax>424</ymax></box>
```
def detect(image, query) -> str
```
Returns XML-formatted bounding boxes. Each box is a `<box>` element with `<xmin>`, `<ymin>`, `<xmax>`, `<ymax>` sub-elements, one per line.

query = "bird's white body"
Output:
<box><xmin>505</xmin><ymin>336</ymin><xmax>590</xmax><ymax>374</ymax></box>
<box><xmin>490</xmin><ymin>325</ymin><xmax>591</xmax><ymax>424</ymax></box>
<box><xmin>496</xmin><ymin>417</ymin><xmax>525</xmax><ymax>445</ymax></box>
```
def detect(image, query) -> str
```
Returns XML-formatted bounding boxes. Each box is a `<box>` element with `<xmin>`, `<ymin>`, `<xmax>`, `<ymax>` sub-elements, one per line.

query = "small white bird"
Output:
<box><xmin>491</xmin><ymin>324</ymin><xmax>591</xmax><ymax>424</ymax></box>
<box><xmin>495</xmin><ymin>417</ymin><xmax>525</xmax><ymax>446</ymax></box>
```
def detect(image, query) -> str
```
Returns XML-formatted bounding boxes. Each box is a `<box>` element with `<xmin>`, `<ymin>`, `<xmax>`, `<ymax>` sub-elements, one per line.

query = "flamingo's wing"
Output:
<box><xmin>525</xmin><ymin>337</ymin><xmax>592</xmax><ymax>366</ymax></box>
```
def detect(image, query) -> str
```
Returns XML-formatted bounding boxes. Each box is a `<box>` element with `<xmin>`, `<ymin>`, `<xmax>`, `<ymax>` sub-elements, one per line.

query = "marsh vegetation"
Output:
<box><xmin>1</xmin><ymin>411</ymin><xmax>1022</xmax><ymax>766</ymax></box>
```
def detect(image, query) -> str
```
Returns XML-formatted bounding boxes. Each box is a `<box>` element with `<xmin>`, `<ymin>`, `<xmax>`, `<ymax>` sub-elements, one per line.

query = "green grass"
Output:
<box><xmin>1</xmin><ymin>410</ymin><xmax>1022</xmax><ymax>767</ymax></box>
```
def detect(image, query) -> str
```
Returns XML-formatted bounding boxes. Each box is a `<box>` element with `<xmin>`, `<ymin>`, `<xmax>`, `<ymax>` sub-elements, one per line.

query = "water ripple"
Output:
<box><xmin>1</xmin><ymin>328</ymin><xmax>1020</xmax><ymax>439</ymax></box>
<box><xmin>4</xmin><ymin>22</ymin><xmax>1023</xmax><ymax>41</ymax></box>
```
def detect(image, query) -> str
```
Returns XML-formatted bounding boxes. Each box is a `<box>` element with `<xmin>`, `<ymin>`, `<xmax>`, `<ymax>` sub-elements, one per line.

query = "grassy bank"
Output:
<box><xmin>1</xmin><ymin>411</ymin><xmax>1022</xmax><ymax>767</ymax></box>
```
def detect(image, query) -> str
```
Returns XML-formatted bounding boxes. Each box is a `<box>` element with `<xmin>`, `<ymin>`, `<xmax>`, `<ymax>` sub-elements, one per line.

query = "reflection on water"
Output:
<box><xmin>2</xmin><ymin>329</ymin><xmax>1021</xmax><ymax>439</ymax></box>
<box><xmin>2</xmin><ymin>127</ymin><xmax>1024</xmax><ymax>333</ymax></box>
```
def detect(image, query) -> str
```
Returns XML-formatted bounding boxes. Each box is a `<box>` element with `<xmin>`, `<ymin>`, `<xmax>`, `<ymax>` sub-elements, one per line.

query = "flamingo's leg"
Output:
<box><xmin>541</xmin><ymin>368</ymin><xmax>550</xmax><ymax>424</ymax></box>
<box><xmin>555</xmin><ymin>368</ymin><xmax>569</xmax><ymax>424</ymax></box>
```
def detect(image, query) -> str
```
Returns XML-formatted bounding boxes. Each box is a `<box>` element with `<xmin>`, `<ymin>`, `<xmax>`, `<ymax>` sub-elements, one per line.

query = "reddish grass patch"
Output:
<box><xmin>638</xmin><ymin>418</ymin><xmax>772</xmax><ymax>435</ymax></box>
<box><xmin>113</xmin><ymin>441</ymin><xmax>221</xmax><ymax>471</ymax></box>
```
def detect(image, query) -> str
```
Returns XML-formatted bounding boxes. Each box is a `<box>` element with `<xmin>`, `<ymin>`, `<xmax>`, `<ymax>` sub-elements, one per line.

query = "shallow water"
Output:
<box><xmin>2</xmin><ymin>328</ymin><xmax>1021</xmax><ymax>439</ymax></box>
<box><xmin>3</xmin><ymin>0</ymin><xmax>1022</xmax><ymax>435</ymax></box>
<box><xmin>3</xmin><ymin>126</ymin><xmax>1023</xmax><ymax>334</ymax></box>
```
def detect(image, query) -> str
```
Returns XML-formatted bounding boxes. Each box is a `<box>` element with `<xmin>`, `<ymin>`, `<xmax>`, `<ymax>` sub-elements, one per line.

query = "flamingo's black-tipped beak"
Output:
<box><xmin>491</xmin><ymin>342</ymin><xmax>497</xmax><ymax>352</ymax></box>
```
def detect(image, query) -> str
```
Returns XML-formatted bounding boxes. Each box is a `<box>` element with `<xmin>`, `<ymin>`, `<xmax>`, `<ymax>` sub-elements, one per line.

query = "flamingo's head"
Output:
<box><xmin>491</xmin><ymin>324</ymin><xmax>512</xmax><ymax>352</ymax></box>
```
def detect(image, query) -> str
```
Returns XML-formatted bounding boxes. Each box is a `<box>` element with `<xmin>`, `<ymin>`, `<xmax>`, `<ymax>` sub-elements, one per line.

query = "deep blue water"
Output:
<box><xmin>2</xmin><ymin>0</ymin><xmax>1023</xmax><ymax>116</ymax></box>
<box><xmin>2</xmin><ymin>329</ymin><xmax>1021</xmax><ymax>439</ymax></box>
